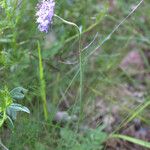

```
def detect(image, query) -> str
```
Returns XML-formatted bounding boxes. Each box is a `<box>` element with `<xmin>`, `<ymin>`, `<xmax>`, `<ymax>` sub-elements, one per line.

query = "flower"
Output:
<box><xmin>36</xmin><ymin>0</ymin><xmax>55</xmax><ymax>33</ymax></box>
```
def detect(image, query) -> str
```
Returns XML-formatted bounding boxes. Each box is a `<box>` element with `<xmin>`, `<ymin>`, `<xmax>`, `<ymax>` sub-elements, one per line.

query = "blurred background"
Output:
<box><xmin>0</xmin><ymin>0</ymin><xmax>150</xmax><ymax>149</ymax></box>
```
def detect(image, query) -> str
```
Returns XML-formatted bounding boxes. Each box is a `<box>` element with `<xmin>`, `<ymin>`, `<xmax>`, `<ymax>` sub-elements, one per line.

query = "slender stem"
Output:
<box><xmin>0</xmin><ymin>138</ymin><xmax>9</xmax><ymax>150</ymax></box>
<box><xmin>54</xmin><ymin>14</ymin><xmax>83</xmax><ymax>121</ymax></box>
<box><xmin>0</xmin><ymin>111</ymin><xmax>6</xmax><ymax>128</ymax></box>
<box><xmin>54</xmin><ymin>14</ymin><xmax>80</xmax><ymax>32</ymax></box>
<box><xmin>78</xmin><ymin>31</ymin><xmax>84</xmax><ymax>122</ymax></box>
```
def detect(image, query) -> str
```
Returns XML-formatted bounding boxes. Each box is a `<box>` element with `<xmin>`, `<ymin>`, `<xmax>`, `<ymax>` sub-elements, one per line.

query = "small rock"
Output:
<box><xmin>54</xmin><ymin>111</ymin><xmax>77</xmax><ymax>123</ymax></box>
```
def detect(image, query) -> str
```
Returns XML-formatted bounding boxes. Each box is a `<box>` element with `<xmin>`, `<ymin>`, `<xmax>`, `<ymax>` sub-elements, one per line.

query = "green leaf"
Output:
<box><xmin>10</xmin><ymin>87</ymin><xmax>28</xmax><ymax>101</ymax></box>
<box><xmin>7</xmin><ymin>103</ymin><xmax>30</xmax><ymax>114</ymax></box>
<box><xmin>6</xmin><ymin>106</ymin><xmax>17</xmax><ymax>120</ymax></box>
<box><xmin>112</xmin><ymin>134</ymin><xmax>150</xmax><ymax>149</ymax></box>
<box><xmin>6</xmin><ymin>115</ymin><xmax>14</xmax><ymax>129</ymax></box>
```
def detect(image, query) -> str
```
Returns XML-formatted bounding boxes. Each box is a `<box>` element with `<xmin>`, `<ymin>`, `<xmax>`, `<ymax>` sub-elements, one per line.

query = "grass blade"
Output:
<box><xmin>111</xmin><ymin>134</ymin><xmax>150</xmax><ymax>149</ymax></box>
<box><xmin>37</xmin><ymin>41</ymin><xmax>48</xmax><ymax>121</ymax></box>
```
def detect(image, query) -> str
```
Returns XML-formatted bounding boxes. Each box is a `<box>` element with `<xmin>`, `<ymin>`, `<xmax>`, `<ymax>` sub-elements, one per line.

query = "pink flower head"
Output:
<box><xmin>36</xmin><ymin>0</ymin><xmax>55</xmax><ymax>33</ymax></box>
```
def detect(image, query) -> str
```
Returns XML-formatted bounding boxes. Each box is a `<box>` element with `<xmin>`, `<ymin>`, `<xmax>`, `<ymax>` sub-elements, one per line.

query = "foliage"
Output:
<box><xmin>0</xmin><ymin>87</ymin><xmax>30</xmax><ymax>128</ymax></box>
<box><xmin>0</xmin><ymin>0</ymin><xmax>150</xmax><ymax>149</ymax></box>
<box><xmin>58</xmin><ymin>127</ymin><xmax>107</xmax><ymax>150</ymax></box>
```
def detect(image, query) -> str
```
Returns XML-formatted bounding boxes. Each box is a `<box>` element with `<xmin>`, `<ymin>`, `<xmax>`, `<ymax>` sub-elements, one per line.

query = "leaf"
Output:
<box><xmin>10</xmin><ymin>87</ymin><xmax>28</xmax><ymax>100</ymax></box>
<box><xmin>6</xmin><ymin>106</ymin><xmax>17</xmax><ymax>120</ymax></box>
<box><xmin>112</xmin><ymin>134</ymin><xmax>150</xmax><ymax>149</ymax></box>
<box><xmin>0</xmin><ymin>38</ymin><xmax>13</xmax><ymax>43</ymax></box>
<box><xmin>6</xmin><ymin>115</ymin><xmax>14</xmax><ymax>129</ymax></box>
<box><xmin>7</xmin><ymin>103</ymin><xmax>30</xmax><ymax>114</ymax></box>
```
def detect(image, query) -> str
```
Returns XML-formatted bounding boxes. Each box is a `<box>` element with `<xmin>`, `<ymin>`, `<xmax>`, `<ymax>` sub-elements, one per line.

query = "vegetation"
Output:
<box><xmin>0</xmin><ymin>0</ymin><xmax>150</xmax><ymax>149</ymax></box>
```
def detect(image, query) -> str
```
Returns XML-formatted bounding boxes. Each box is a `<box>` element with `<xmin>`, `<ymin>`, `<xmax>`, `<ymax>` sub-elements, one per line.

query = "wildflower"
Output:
<box><xmin>36</xmin><ymin>0</ymin><xmax>55</xmax><ymax>33</ymax></box>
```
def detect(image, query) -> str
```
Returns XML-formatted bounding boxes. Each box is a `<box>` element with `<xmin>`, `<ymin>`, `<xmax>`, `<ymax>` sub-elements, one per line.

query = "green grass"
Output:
<box><xmin>111</xmin><ymin>134</ymin><xmax>150</xmax><ymax>149</ymax></box>
<box><xmin>1</xmin><ymin>0</ymin><xmax>150</xmax><ymax>149</ymax></box>
<box><xmin>38</xmin><ymin>41</ymin><xmax>48</xmax><ymax>121</ymax></box>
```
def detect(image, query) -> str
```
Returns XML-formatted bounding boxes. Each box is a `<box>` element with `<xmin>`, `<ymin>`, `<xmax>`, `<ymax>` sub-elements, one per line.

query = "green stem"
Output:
<box><xmin>54</xmin><ymin>14</ymin><xmax>83</xmax><ymax>121</ymax></box>
<box><xmin>54</xmin><ymin>14</ymin><xmax>80</xmax><ymax>32</ymax></box>
<box><xmin>0</xmin><ymin>111</ymin><xmax>6</xmax><ymax>128</ymax></box>
<box><xmin>0</xmin><ymin>138</ymin><xmax>9</xmax><ymax>150</ymax></box>
<box><xmin>78</xmin><ymin>32</ymin><xmax>84</xmax><ymax>122</ymax></box>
